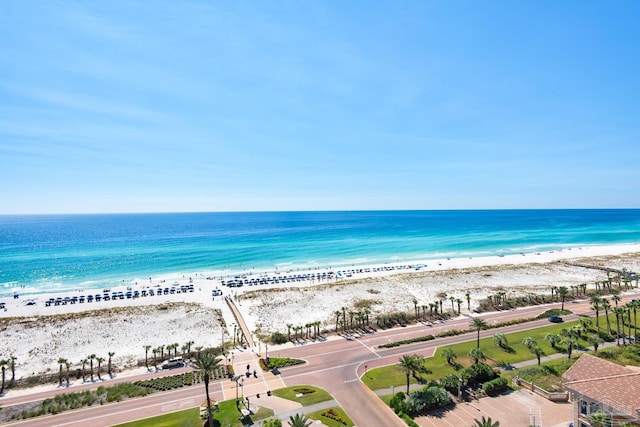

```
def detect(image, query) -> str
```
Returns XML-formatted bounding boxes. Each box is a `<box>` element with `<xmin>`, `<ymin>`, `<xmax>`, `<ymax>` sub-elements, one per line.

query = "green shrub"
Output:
<box><xmin>482</xmin><ymin>377</ymin><xmax>508</xmax><ymax>395</ymax></box>
<box><xmin>270</xmin><ymin>331</ymin><xmax>288</xmax><ymax>344</ymax></box>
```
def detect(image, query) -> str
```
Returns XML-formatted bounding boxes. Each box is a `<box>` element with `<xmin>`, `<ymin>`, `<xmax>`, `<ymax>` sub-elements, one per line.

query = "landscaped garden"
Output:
<box><xmin>363</xmin><ymin>306</ymin><xmax>640</xmax><ymax>426</ymax></box>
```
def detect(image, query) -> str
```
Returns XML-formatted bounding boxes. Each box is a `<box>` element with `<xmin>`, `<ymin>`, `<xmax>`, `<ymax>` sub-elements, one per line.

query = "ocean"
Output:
<box><xmin>1</xmin><ymin>209</ymin><xmax>640</xmax><ymax>297</ymax></box>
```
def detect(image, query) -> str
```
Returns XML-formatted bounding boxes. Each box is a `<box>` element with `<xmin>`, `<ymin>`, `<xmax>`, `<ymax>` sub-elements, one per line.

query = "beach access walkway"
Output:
<box><xmin>225</xmin><ymin>295</ymin><xmax>256</xmax><ymax>349</ymax></box>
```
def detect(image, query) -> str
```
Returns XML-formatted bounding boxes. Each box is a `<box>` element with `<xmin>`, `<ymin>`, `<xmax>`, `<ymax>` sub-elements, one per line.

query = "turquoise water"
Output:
<box><xmin>1</xmin><ymin>210</ymin><xmax>640</xmax><ymax>297</ymax></box>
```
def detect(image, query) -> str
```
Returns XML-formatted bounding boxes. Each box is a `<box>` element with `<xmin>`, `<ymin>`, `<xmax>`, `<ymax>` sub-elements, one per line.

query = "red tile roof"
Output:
<box><xmin>563</xmin><ymin>354</ymin><xmax>640</xmax><ymax>417</ymax></box>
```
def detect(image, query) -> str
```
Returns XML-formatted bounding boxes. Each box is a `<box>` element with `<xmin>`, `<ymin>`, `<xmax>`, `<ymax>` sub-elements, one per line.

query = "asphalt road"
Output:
<box><xmin>2</xmin><ymin>292</ymin><xmax>638</xmax><ymax>426</ymax></box>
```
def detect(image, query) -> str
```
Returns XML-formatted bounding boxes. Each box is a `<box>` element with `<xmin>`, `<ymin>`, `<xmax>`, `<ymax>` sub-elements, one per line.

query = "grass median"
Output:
<box><xmin>362</xmin><ymin>319</ymin><xmax>586</xmax><ymax>390</ymax></box>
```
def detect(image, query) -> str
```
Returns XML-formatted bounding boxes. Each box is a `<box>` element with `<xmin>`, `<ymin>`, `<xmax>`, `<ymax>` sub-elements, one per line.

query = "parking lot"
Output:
<box><xmin>416</xmin><ymin>388</ymin><xmax>573</xmax><ymax>427</ymax></box>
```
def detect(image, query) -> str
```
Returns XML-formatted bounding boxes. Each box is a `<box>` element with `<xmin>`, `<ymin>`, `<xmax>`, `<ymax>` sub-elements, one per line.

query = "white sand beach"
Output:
<box><xmin>1</xmin><ymin>244</ymin><xmax>639</xmax><ymax>382</ymax></box>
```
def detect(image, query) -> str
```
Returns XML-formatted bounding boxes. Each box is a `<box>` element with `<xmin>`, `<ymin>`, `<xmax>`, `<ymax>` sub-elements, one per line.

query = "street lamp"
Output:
<box><xmin>233</xmin><ymin>375</ymin><xmax>244</xmax><ymax>407</ymax></box>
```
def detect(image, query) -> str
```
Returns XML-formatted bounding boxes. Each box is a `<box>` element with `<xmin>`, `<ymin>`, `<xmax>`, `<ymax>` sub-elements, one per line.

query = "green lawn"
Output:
<box><xmin>113</xmin><ymin>408</ymin><xmax>201</xmax><ymax>427</ymax></box>
<box><xmin>113</xmin><ymin>400</ymin><xmax>273</xmax><ymax>427</ymax></box>
<box><xmin>307</xmin><ymin>406</ymin><xmax>355</xmax><ymax>427</ymax></box>
<box><xmin>271</xmin><ymin>385</ymin><xmax>333</xmax><ymax>406</ymax></box>
<box><xmin>362</xmin><ymin>318</ymin><xmax>596</xmax><ymax>390</ymax></box>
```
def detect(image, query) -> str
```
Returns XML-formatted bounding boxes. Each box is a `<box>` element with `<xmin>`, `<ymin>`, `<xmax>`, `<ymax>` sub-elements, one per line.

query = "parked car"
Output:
<box><xmin>548</xmin><ymin>315</ymin><xmax>563</xmax><ymax>323</ymax></box>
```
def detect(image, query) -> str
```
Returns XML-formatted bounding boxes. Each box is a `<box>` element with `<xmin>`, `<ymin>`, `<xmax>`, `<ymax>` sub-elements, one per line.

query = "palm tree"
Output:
<box><xmin>465</xmin><ymin>292</ymin><xmax>471</xmax><ymax>311</ymax></box>
<box><xmin>9</xmin><ymin>356</ymin><xmax>16</xmax><ymax>384</ymax></box>
<box><xmin>96</xmin><ymin>357</ymin><xmax>104</xmax><ymax>380</ymax></box>
<box><xmin>334</xmin><ymin>311</ymin><xmax>341</xmax><ymax>333</ymax></box>
<box><xmin>108</xmin><ymin>351</ymin><xmax>115</xmax><ymax>378</ymax></box>
<box><xmin>613</xmin><ymin>307</ymin><xmax>623</xmax><ymax>346</ymax></box>
<box><xmin>557</xmin><ymin>286</ymin><xmax>569</xmax><ymax>310</ymax></box>
<box><xmin>193</xmin><ymin>351</ymin><xmax>221</xmax><ymax>427</ymax></box>
<box><xmin>64</xmin><ymin>360</ymin><xmax>71</xmax><ymax>387</ymax></box>
<box><xmin>602</xmin><ymin>299</ymin><xmax>612</xmax><ymax>335</ymax></box>
<box><xmin>590</xmin><ymin>296</ymin><xmax>602</xmax><ymax>332</ymax></box>
<box><xmin>144</xmin><ymin>345</ymin><xmax>152</xmax><ymax>370</ymax></box>
<box><xmin>441</xmin><ymin>348</ymin><xmax>457</xmax><ymax>366</ymax></box>
<box><xmin>589</xmin><ymin>410</ymin><xmax>611</xmax><ymax>427</ymax></box>
<box><xmin>341</xmin><ymin>307</ymin><xmax>347</xmax><ymax>333</ymax></box>
<box><xmin>545</xmin><ymin>333</ymin><xmax>561</xmax><ymax>348</ymax></box>
<box><xmin>412</xmin><ymin>297</ymin><xmax>419</xmax><ymax>320</ymax></box>
<box><xmin>0</xmin><ymin>359</ymin><xmax>7</xmax><ymax>395</ymax></box>
<box><xmin>530</xmin><ymin>345</ymin><xmax>543</xmax><ymax>366</ymax></box>
<box><xmin>468</xmin><ymin>348</ymin><xmax>486</xmax><ymax>364</ymax></box>
<box><xmin>152</xmin><ymin>348</ymin><xmax>158</xmax><ymax>370</ymax></box>
<box><xmin>398</xmin><ymin>354</ymin><xmax>427</xmax><ymax>394</ymax></box>
<box><xmin>81</xmin><ymin>358</ymin><xmax>87</xmax><ymax>382</ymax></box>
<box><xmin>89</xmin><ymin>354</ymin><xmax>96</xmax><ymax>381</ymax></box>
<box><xmin>470</xmin><ymin>317</ymin><xmax>488</xmax><ymax>349</ymax></box>
<box><xmin>473</xmin><ymin>416</ymin><xmax>500</xmax><ymax>427</ymax></box>
<box><xmin>185</xmin><ymin>340</ymin><xmax>194</xmax><ymax>359</ymax></box>
<box><xmin>286</xmin><ymin>324</ymin><xmax>293</xmax><ymax>341</ymax></box>
<box><xmin>288</xmin><ymin>413</ymin><xmax>313</xmax><ymax>427</ymax></box>
<box><xmin>587</xmin><ymin>334</ymin><xmax>604</xmax><ymax>354</ymax></box>
<box><xmin>522</xmin><ymin>336</ymin><xmax>537</xmax><ymax>350</ymax></box>
<box><xmin>629</xmin><ymin>300</ymin><xmax>639</xmax><ymax>342</ymax></box>
<box><xmin>493</xmin><ymin>333</ymin><xmax>508</xmax><ymax>350</ymax></box>
<box><xmin>562</xmin><ymin>336</ymin><xmax>578</xmax><ymax>359</ymax></box>
<box><xmin>57</xmin><ymin>358</ymin><xmax>67</xmax><ymax>386</ymax></box>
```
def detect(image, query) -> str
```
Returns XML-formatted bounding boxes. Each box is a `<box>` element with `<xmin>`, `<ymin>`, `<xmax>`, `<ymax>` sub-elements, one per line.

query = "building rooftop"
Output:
<box><xmin>563</xmin><ymin>354</ymin><xmax>640</xmax><ymax>417</ymax></box>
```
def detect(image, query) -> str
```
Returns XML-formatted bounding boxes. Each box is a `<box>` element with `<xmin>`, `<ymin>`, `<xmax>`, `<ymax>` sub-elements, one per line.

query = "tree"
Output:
<box><xmin>64</xmin><ymin>360</ymin><xmax>71</xmax><ymax>387</ymax></box>
<box><xmin>602</xmin><ymin>299</ymin><xmax>612</xmax><ymax>335</ymax></box>
<box><xmin>589</xmin><ymin>410</ymin><xmax>611</xmax><ymax>427</ymax></box>
<box><xmin>107</xmin><ymin>351</ymin><xmax>115</xmax><ymax>378</ymax></box>
<box><xmin>193</xmin><ymin>351</ymin><xmax>221</xmax><ymax>427</ymax></box>
<box><xmin>9</xmin><ymin>356</ymin><xmax>16</xmax><ymax>384</ymax></box>
<box><xmin>467</xmin><ymin>348</ymin><xmax>486</xmax><ymax>364</ymax></box>
<box><xmin>456</xmin><ymin>298</ymin><xmax>463</xmax><ymax>314</ymax></box>
<box><xmin>557</xmin><ymin>286</ymin><xmax>569</xmax><ymax>310</ymax></box>
<box><xmin>590</xmin><ymin>296</ymin><xmax>602</xmax><ymax>332</ymax></box>
<box><xmin>57</xmin><ymin>358</ymin><xmax>67</xmax><ymax>386</ymax></box>
<box><xmin>0</xmin><ymin>359</ymin><xmax>6</xmax><ymax>395</ymax></box>
<box><xmin>288</xmin><ymin>413</ymin><xmax>313</xmax><ymax>427</ymax></box>
<box><xmin>143</xmin><ymin>345</ymin><xmax>151</xmax><ymax>370</ymax></box>
<box><xmin>530</xmin><ymin>345</ymin><xmax>543</xmax><ymax>366</ymax></box>
<box><xmin>587</xmin><ymin>334</ymin><xmax>604</xmax><ymax>354</ymax></box>
<box><xmin>96</xmin><ymin>357</ymin><xmax>104</xmax><ymax>380</ymax></box>
<box><xmin>562</xmin><ymin>336</ymin><xmax>578</xmax><ymax>359</ymax></box>
<box><xmin>545</xmin><ymin>333</ymin><xmax>561</xmax><ymax>348</ymax></box>
<box><xmin>334</xmin><ymin>311</ymin><xmax>341</xmax><ymax>333</ymax></box>
<box><xmin>473</xmin><ymin>416</ymin><xmax>500</xmax><ymax>427</ymax></box>
<box><xmin>493</xmin><ymin>333</ymin><xmax>508</xmax><ymax>350</ymax></box>
<box><xmin>287</xmin><ymin>324</ymin><xmax>293</xmax><ymax>341</ymax></box>
<box><xmin>81</xmin><ymin>358</ymin><xmax>87</xmax><ymax>382</ymax></box>
<box><xmin>413</xmin><ymin>297</ymin><xmax>419</xmax><ymax>320</ymax></box>
<box><xmin>185</xmin><ymin>340</ymin><xmax>194</xmax><ymax>359</ymax></box>
<box><xmin>470</xmin><ymin>317</ymin><xmax>488</xmax><ymax>349</ymax></box>
<box><xmin>263</xmin><ymin>419</ymin><xmax>283</xmax><ymax>427</ymax></box>
<box><xmin>522</xmin><ymin>336</ymin><xmax>537</xmax><ymax>350</ymax></box>
<box><xmin>441</xmin><ymin>348</ymin><xmax>457</xmax><ymax>366</ymax></box>
<box><xmin>398</xmin><ymin>354</ymin><xmax>428</xmax><ymax>394</ymax></box>
<box><xmin>465</xmin><ymin>291</ymin><xmax>471</xmax><ymax>311</ymax></box>
<box><xmin>89</xmin><ymin>354</ymin><xmax>96</xmax><ymax>381</ymax></box>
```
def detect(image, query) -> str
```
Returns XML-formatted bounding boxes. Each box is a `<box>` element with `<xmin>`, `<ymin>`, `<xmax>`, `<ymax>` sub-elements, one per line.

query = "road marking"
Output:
<box><xmin>343</xmin><ymin>378</ymin><xmax>358</xmax><ymax>383</ymax></box>
<box><xmin>284</xmin><ymin>361</ymin><xmax>359</xmax><ymax>379</ymax></box>
<box><xmin>356</xmin><ymin>336</ymin><xmax>381</xmax><ymax>358</ymax></box>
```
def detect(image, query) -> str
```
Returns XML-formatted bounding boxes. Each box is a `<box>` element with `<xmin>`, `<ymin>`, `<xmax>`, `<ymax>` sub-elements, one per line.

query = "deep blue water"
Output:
<box><xmin>1</xmin><ymin>210</ymin><xmax>640</xmax><ymax>297</ymax></box>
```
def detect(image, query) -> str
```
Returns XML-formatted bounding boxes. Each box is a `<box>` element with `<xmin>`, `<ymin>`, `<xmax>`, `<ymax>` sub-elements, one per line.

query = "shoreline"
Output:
<box><xmin>0</xmin><ymin>243</ymin><xmax>639</xmax><ymax>382</ymax></box>
<box><xmin>3</xmin><ymin>242</ymin><xmax>640</xmax><ymax>302</ymax></box>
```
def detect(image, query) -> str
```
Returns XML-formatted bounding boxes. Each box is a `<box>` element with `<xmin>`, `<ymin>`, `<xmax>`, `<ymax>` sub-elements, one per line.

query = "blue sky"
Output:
<box><xmin>1</xmin><ymin>1</ymin><xmax>639</xmax><ymax>214</ymax></box>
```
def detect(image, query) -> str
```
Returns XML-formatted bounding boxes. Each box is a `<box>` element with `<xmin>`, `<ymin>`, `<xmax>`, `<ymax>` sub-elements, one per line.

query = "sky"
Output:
<box><xmin>1</xmin><ymin>1</ymin><xmax>639</xmax><ymax>214</ymax></box>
